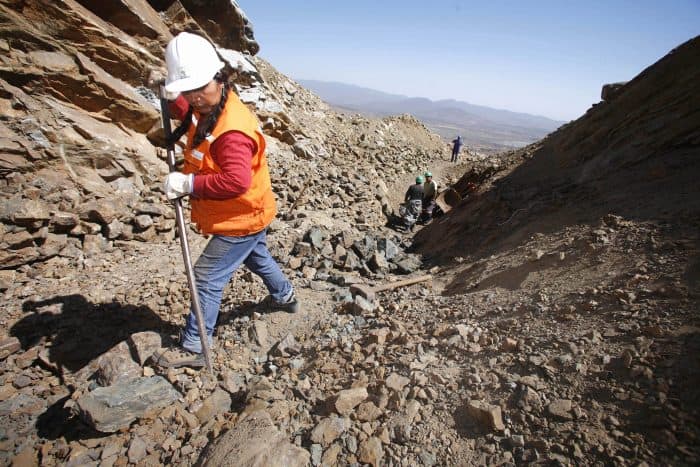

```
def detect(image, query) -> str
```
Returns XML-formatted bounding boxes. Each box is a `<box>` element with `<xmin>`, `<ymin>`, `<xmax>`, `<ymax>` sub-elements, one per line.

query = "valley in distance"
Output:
<box><xmin>299</xmin><ymin>79</ymin><xmax>566</xmax><ymax>153</ymax></box>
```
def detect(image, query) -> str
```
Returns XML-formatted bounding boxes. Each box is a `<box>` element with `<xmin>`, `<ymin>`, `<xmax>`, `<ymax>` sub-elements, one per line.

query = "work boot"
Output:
<box><xmin>151</xmin><ymin>347</ymin><xmax>205</xmax><ymax>369</ymax></box>
<box><xmin>258</xmin><ymin>293</ymin><xmax>300</xmax><ymax>313</ymax></box>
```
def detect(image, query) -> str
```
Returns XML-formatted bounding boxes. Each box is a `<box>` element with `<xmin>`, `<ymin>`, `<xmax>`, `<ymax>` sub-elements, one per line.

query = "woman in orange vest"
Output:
<box><xmin>153</xmin><ymin>32</ymin><xmax>297</xmax><ymax>369</ymax></box>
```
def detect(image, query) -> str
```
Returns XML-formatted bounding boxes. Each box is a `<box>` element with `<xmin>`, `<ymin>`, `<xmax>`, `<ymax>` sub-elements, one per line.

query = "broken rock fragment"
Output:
<box><xmin>0</xmin><ymin>337</ymin><xmax>21</xmax><ymax>360</ymax></box>
<box><xmin>310</xmin><ymin>415</ymin><xmax>349</xmax><ymax>446</ymax></box>
<box><xmin>76</xmin><ymin>376</ymin><xmax>180</xmax><ymax>433</ymax></box>
<box><xmin>464</xmin><ymin>399</ymin><xmax>505</xmax><ymax>431</ymax></box>
<box><xmin>333</xmin><ymin>386</ymin><xmax>368</xmax><ymax>415</ymax></box>
<box><xmin>198</xmin><ymin>410</ymin><xmax>309</xmax><ymax>467</ymax></box>
<box><xmin>547</xmin><ymin>399</ymin><xmax>574</xmax><ymax>420</ymax></box>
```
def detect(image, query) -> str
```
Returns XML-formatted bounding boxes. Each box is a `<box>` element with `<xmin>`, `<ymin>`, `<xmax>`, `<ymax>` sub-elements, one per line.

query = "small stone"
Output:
<box><xmin>248</xmin><ymin>321</ymin><xmax>269</xmax><ymax>348</ymax></box>
<box><xmin>368</xmin><ymin>328</ymin><xmax>391</xmax><ymax>345</ymax></box>
<box><xmin>345</xmin><ymin>435</ymin><xmax>358</xmax><ymax>454</ymax></box>
<box><xmin>0</xmin><ymin>384</ymin><xmax>16</xmax><ymax>401</ymax></box>
<box><xmin>271</xmin><ymin>334</ymin><xmax>301</xmax><ymax>357</ymax></box>
<box><xmin>133</xmin><ymin>214</ymin><xmax>153</xmax><ymax>229</ymax></box>
<box><xmin>334</xmin><ymin>386</ymin><xmax>368</xmax><ymax>415</ymax></box>
<box><xmin>186</xmin><ymin>387</ymin><xmax>200</xmax><ymax>403</ymax></box>
<box><xmin>127</xmin><ymin>436</ymin><xmax>147</xmax><ymax>464</ymax></box>
<box><xmin>606</xmin><ymin>415</ymin><xmax>621</xmax><ymax>427</ymax></box>
<box><xmin>500</xmin><ymin>337</ymin><xmax>519</xmax><ymax>352</ymax></box>
<box><xmin>0</xmin><ymin>270</ymin><xmax>16</xmax><ymax>291</ymax></box>
<box><xmin>101</xmin><ymin>441</ymin><xmax>123</xmax><ymax>460</ymax></box>
<box><xmin>518</xmin><ymin>375</ymin><xmax>541</xmax><ymax>390</ymax></box>
<box><xmin>465</xmin><ymin>400</ymin><xmax>505</xmax><ymax>431</ymax></box>
<box><xmin>130</xmin><ymin>332</ymin><xmax>162</xmax><ymax>365</ymax></box>
<box><xmin>358</xmin><ymin>436</ymin><xmax>384</xmax><ymax>466</ymax></box>
<box><xmin>393</xmin><ymin>420</ymin><xmax>413</xmax><ymax>443</ymax></box>
<box><xmin>547</xmin><ymin>399</ymin><xmax>573</xmax><ymax>420</ymax></box>
<box><xmin>221</xmin><ymin>370</ymin><xmax>247</xmax><ymax>394</ymax></box>
<box><xmin>12</xmin><ymin>374</ymin><xmax>32</xmax><ymax>389</ymax></box>
<box><xmin>310</xmin><ymin>444</ymin><xmax>322</xmax><ymax>466</ymax></box>
<box><xmin>345</xmin><ymin>295</ymin><xmax>377</xmax><ymax>314</ymax></box>
<box><xmin>377</xmin><ymin>425</ymin><xmax>391</xmax><ymax>444</ymax></box>
<box><xmin>0</xmin><ymin>337</ymin><xmax>21</xmax><ymax>360</ymax></box>
<box><xmin>310</xmin><ymin>416</ymin><xmax>348</xmax><ymax>446</ymax></box>
<box><xmin>196</xmin><ymin>388</ymin><xmax>232</xmax><ymax>423</ymax></box>
<box><xmin>356</xmin><ymin>401</ymin><xmax>383</xmax><ymax>422</ymax></box>
<box><xmin>321</xmin><ymin>443</ymin><xmax>342</xmax><ymax>466</ymax></box>
<box><xmin>386</xmin><ymin>373</ymin><xmax>410</xmax><ymax>392</ymax></box>
<box><xmin>510</xmin><ymin>434</ymin><xmax>525</xmax><ymax>447</ymax></box>
<box><xmin>405</xmin><ymin>399</ymin><xmax>421</xmax><ymax>421</ymax></box>
<box><xmin>94</xmin><ymin>341</ymin><xmax>142</xmax><ymax>386</ymax></box>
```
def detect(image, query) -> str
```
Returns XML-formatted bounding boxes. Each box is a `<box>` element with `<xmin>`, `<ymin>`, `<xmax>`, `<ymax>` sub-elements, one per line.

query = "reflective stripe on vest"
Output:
<box><xmin>182</xmin><ymin>91</ymin><xmax>277</xmax><ymax>236</ymax></box>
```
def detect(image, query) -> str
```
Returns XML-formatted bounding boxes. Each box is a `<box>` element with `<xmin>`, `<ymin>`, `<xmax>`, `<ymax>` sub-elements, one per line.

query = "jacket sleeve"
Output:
<box><xmin>168</xmin><ymin>95</ymin><xmax>190</xmax><ymax>121</ymax></box>
<box><xmin>191</xmin><ymin>131</ymin><xmax>254</xmax><ymax>199</ymax></box>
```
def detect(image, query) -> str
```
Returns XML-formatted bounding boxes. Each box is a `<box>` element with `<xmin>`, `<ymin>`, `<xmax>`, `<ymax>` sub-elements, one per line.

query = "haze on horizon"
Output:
<box><xmin>236</xmin><ymin>0</ymin><xmax>699</xmax><ymax>122</ymax></box>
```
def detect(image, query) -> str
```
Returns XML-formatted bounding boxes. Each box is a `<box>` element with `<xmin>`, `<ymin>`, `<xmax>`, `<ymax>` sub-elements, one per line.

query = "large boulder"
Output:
<box><xmin>198</xmin><ymin>410</ymin><xmax>309</xmax><ymax>467</ymax></box>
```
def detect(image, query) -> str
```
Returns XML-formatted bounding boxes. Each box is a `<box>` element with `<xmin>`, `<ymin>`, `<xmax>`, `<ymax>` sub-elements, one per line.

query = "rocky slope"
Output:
<box><xmin>0</xmin><ymin>0</ymin><xmax>443</xmax><ymax>465</ymax></box>
<box><xmin>0</xmin><ymin>1</ymin><xmax>698</xmax><ymax>466</ymax></box>
<box><xmin>412</xmin><ymin>36</ymin><xmax>700</xmax><ymax>465</ymax></box>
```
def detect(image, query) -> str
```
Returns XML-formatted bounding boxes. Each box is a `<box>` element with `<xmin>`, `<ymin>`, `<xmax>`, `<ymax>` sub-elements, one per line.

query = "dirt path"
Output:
<box><xmin>386</xmin><ymin>146</ymin><xmax>477</xmax><ymax>208</ymax></box>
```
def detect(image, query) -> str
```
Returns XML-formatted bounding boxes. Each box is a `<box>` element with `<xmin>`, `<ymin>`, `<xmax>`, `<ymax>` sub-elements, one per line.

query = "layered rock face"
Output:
<box><xmin>0</xmin><ymin>0</ymin><xmax>445</xmax><ymax>273</ymax></box>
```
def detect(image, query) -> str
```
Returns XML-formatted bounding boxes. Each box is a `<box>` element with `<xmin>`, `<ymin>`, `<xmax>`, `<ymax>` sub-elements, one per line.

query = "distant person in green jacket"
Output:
<box><xmin>451</xmin><ymin>135</ymin><xmax>463</xmax><ymax>162</ymax></box>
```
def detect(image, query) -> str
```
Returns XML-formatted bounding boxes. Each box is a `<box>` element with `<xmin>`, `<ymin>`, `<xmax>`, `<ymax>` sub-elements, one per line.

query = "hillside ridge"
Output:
<box><xmin>299</xmin><ymin>78</ymin><xmax>564</xmax><ymax>151</ymax></box>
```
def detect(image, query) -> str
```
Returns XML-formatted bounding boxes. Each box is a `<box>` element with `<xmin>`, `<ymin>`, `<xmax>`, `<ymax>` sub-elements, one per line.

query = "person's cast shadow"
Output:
<box><xmin>12</xmin><ymin>294</ymin><xmax>178</xmax><ymax>376</ymax></box>
<box><xmin>10</xmin><ymin>294</ymin><xmax>179</xmax><ymax>440</ymax></box>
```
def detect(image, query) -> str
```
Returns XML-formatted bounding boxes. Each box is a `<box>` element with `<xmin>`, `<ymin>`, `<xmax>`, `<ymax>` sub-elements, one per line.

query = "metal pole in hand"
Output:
<box><xmin>159</xmin><ymin>88</ymin><xmax>214</xmax><ymax>374</ymax></box>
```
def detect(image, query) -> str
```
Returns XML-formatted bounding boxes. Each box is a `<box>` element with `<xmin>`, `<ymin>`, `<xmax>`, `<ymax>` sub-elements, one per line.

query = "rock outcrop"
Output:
<box><xmin>416</xmin><ymin>36</ymin><xmax>700</xmax><ymax>262</ymax></box>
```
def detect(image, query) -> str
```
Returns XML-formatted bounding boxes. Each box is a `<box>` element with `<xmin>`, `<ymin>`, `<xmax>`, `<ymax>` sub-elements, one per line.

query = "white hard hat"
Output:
<box><xmin>165</xmin><ymin>32</ymin><xmax>224</xmax><ymax>93</ymax></box>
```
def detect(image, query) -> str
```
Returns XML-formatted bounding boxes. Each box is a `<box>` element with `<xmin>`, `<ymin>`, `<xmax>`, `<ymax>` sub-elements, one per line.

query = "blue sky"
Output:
<box><xmin>236</xmin><ymin>1</ymin><xmax>699</xmax><ymax>121</ymax></box>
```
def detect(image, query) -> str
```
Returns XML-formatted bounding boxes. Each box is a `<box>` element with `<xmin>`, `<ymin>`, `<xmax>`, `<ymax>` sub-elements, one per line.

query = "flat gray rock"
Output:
<box><xmin>76</xmin><ymin>376</ymin><xmax>180</xmax><ymax>433</ymax></box>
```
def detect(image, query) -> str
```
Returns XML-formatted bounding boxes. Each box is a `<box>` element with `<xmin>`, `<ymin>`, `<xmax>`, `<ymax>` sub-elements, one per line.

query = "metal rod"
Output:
<box><xmin>159</xmin><ymin>89</ymin><xmax>213</xmax><ymax>374</ymax></box>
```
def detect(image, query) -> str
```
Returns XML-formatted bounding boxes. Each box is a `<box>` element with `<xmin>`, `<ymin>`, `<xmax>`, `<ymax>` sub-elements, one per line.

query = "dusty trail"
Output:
<box><xmin>385</xmin><ymin>148</ymin><xmax>474</xmax><ymax>211</ymax></box>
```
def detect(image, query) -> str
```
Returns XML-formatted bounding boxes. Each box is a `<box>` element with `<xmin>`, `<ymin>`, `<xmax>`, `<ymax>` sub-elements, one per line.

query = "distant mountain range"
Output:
<box><xmin>298</xmin><ymin>79</ymin><xmax>566</xmax><ymax>151</ymax></box>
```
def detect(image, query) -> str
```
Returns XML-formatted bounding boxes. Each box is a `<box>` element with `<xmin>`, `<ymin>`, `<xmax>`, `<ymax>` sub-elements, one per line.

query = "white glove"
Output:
<box><xmin>164</xmin><ymin>172</ymin><xmax>194</xmax><ymax>199</ymax></box>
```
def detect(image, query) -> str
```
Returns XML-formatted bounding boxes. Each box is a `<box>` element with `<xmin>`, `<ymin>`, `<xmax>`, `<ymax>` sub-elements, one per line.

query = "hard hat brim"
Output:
<box><xmin>164</xmin><ymin>65</ymin><xmax>223</xmax><ymax>94</ymax></box>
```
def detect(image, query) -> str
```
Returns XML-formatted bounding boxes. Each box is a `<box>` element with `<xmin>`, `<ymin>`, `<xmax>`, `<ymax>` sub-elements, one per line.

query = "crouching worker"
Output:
<box><xmin>398</xmin><ymin>176</ymin><xmax>424</xmax><ymax>231</ymax></box>
<box><xmin>152</xmin><ymin>32</ymin><xmax>298</xmax><ymax>369</ymax></box>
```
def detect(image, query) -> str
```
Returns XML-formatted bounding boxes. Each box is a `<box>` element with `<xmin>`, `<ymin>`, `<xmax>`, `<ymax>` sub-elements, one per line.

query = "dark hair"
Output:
<box><xmin>168</xmin><ymin>71</ymin><xmax>229</xmax><ymax>148</ymax></box>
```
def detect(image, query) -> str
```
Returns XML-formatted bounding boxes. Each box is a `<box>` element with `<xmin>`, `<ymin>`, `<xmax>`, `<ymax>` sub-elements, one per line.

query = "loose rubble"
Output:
<box><xmin>0</xmin><ymin>2</ymin><xmax>698</xmax><ymax>467</ymax></box>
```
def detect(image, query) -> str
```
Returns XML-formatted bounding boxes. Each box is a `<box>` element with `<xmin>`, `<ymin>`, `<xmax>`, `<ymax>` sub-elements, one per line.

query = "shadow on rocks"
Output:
<box><xmin>35</xmin><ymin>395</ymin><xmax>107</xmax><ymax>442</ymax></box>
<box><xmin>385</xmin><ymin>212</ymin><xmax>411</xmax><ymax>233</ymax></box>
<box><xmin>451</xmin><ymin>404</ymin><xmax>482</xmax><ymax>439</ymax></box>
<box><xmin>11</xmin><ymin>294</ymin><xmax>178</xmax><ymax>375</ymax></box>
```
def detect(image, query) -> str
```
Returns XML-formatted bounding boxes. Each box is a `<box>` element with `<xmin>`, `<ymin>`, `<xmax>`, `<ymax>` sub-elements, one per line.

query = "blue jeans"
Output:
<box><xmin>180</xmin><ymin>229</ymin><xmax>293</xmax><ymax>353</ymax></box>
<box><xmin>451</xmin><ymin>146</ymin><xmax>461</xmax><ymax>162</ymax></box>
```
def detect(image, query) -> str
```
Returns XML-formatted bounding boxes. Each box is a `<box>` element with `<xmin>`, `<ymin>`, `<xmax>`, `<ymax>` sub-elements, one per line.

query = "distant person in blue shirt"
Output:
<box><xmin>451</xmin><ymin>135</ymin><xmax>463</xmax><ymax>162</ymax></box>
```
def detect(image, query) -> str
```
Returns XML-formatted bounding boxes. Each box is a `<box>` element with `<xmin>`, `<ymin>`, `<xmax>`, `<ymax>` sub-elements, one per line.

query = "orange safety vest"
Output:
<box><xmin>182</xmin><ymin>91</ymin><xmax>276</xmax><ymax>236</ymax></box>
